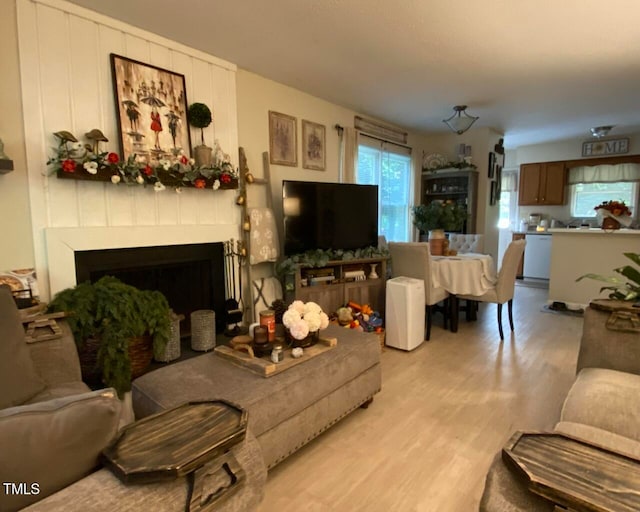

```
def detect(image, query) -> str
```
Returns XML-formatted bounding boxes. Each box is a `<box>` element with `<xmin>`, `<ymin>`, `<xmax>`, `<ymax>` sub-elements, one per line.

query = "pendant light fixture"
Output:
<box><xmin>590</xmin><ymin>125</ymin><xmax>614</xmax><ymax>138</ymax></box>
<box><xmin>443</xmin><ymin>105</ymin><xmax>479</xmax><ymax>135</ymax></box>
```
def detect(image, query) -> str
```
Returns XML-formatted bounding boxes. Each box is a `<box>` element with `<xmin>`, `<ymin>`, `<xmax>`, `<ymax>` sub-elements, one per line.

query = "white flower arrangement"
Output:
<box><xmin>282</xmin><ymin>300</ymin><xmax>330</xmax><ymax>340</ymax></box>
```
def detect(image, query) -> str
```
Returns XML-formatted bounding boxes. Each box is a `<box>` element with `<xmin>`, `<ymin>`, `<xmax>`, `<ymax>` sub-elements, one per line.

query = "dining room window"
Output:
<box><xmin>357</xmin><ymin>134</ymin><xmax>412</xmax><ymax>242</ymax></box>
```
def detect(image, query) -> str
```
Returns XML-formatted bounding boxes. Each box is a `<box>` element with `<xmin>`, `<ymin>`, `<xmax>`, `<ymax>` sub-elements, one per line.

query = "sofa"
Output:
<box><xmin>480</xmin><ymin>302</ymin><xmax>640</xmax><ymax>511</ymax></box>
<box><xmin>0</xmin><ymin>285</ymin><xmax>265</xmax><ymax>511</ymax></box>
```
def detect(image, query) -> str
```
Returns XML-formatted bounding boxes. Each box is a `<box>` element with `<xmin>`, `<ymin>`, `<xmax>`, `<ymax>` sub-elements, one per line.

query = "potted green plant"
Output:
<box><xmin>187</xmin><ymin>102</ymin><xmax>213</xmax><ymax>167</ymax></box>
<box><xmin>48</xmin><ymin>276</ymin><xmax>171</xmax><ymax>396</ymax></box>
<box><xmin>412</xmin><ymin>201</ymin><xmax>468</xmax><ymax>236</ymax></box>
<box><xmin>576</xmin><ymin>252</ymin><xmax>640</xmax><ymax>301</ymax></box>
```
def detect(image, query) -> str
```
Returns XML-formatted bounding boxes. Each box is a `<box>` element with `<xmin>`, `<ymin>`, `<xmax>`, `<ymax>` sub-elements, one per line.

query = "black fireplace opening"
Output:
<box><xmin>74</xmin><ymin>243</ymin><xmax>225</xmax><ymax>334</ymax></box>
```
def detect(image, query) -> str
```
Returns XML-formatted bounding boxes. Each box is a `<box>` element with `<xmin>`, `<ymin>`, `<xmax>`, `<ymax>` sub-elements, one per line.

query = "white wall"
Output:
<box><xmin>0</xmin><ymin>0</ymin><xmax>35</xmax><ymax>271</ymax></box>
<box><xmin>17</xmin><ymin>0</ymin><xmax>241</xmax><ymax>299</ymax></box>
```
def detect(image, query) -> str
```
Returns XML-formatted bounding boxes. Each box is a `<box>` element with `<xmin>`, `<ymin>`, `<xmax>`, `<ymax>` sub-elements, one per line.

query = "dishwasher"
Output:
<box><xmin>523</xmin><ymin>234</ymin><xmax>552</xmax><ymax>279</ymax></box>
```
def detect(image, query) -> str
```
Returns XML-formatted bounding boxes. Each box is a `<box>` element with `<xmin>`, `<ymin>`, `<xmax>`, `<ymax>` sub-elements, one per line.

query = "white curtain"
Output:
<box><xmin>338</xmin><ymin>127</ymin><xmax>358</xmax><ymax>184</ymax></box>
<box><xmin>568</xmin><ymin>163</ymin><xmax>640</xmax><ymax>184</ymax></box>
<box><xmin>501</xmin><ymin>170</ymin><xmax>518</xmax><ymax>192</ymax></box>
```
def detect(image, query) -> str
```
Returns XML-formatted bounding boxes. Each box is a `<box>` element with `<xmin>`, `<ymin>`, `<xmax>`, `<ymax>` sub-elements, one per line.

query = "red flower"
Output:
<box><xmin>220</xmin><ymin>173</ymin><xmax>231</xmax><ymax>184</ymax></box>
<box><xmin>180</xmin><ymin>155</ymin><xmax>189</xmax><ymax>165</ymax></box>
<box><xmin>143</xmin><ymin>165</ymin><xmax>153</xmax><ymax>176</ymax></box>
<box><xmin>194</xmin><ymin>179</ymin><xmax>206</xmax><ymax>189</ymax></box>
<box><xmin>107</xmin><ymin>153</ymin><xmax>119</xmax><ymax>164</ymax></box>
<box><xmin>62</xmin><ymin>159</ymin><xmax>76</xmax><ymax>173</ymax></box>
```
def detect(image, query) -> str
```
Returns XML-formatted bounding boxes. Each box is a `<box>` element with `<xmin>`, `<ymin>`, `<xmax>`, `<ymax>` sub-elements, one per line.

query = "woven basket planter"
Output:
<box><xmin>191</xmin><ymin>310</ymin><xmax>216</xmax><ymax>351</ymax></box>
<box><xmin>78</xmin><ymin>334</ymin><xmax>154</xmax><ymax>386</ymax></box>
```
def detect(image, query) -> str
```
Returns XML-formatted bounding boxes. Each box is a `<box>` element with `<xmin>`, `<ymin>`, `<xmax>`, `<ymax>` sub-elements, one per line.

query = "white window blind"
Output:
<box><xmin>356</xmin><ymin>134</ymin><xmax>412</xmax><ymax>242</ymax></box>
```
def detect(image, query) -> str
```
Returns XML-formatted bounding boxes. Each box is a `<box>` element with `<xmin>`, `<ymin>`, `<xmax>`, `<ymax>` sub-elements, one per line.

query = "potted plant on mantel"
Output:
<box><xmin>47</xmin><ymin>276</ymin><xmax>171</xmax><ymax>397</ymax></box>
<box><xmin>187</xmin><ymin>102</ymin><xmax>213</xmax><ymax>167</ymax></box>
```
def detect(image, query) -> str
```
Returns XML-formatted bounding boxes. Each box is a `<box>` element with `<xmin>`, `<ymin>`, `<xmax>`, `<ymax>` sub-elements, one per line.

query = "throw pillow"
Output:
<box><xmin>0</xmin><ymin>285</ymin><xmax>45</xmax><ymax>409</ymax></box>
<box><xmin>0</xmin><ymin>388</ymin><xmax>122</xmax><ymax>511</ymax></box>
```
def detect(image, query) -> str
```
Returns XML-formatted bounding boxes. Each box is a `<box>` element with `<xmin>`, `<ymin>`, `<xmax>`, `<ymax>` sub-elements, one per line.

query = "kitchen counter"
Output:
<box><xmin>548</xmin><ymin>228</ymin><xmax>640</xmax><ymax>235</ymax></box>
<box><xmin>548</xmin><ymin>228</ymin><xmax>640</xmax><ymax>309</ymax></box>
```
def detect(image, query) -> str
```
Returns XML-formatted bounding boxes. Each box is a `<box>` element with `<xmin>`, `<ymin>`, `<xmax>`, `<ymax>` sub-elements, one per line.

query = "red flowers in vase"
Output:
<box><xmin>61</xmin><ymin>159</ymin><xmax>76</xmax><ymax>173</ymax></box>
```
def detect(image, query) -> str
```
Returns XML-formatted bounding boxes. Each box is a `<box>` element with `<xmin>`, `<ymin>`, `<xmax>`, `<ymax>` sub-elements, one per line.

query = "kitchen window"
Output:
<box><xmin>568</xmin><ymin>163</ymin><xmax>640</xmax><ymax>218</ymax></box>
<box><xmin>357</xmin><ymin>135</ymin><xmax>412</xmax><ymax>242</ymax></box>
<box><xmin>570</xmin><ymin>182</ymin><xmax>638</xmax><ymax>218</ymax></box>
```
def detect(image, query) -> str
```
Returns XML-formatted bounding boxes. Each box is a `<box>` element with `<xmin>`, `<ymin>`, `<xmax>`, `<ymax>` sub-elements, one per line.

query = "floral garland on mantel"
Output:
<box><xmin>46</xmin><ymin>130</ymin><xmax>238</xmax><ymax>191</ymax></box>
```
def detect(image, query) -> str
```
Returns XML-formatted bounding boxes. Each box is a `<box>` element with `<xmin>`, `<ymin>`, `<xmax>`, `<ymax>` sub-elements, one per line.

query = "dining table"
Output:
<box><xmin>430</xmin><ymin>253</ymin><xmax>498</xmax><ymax>332</ymax></box>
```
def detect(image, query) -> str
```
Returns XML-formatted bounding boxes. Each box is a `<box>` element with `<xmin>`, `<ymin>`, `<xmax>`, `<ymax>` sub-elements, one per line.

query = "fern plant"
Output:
<box><xmin>576</xmin><ymin>252</ymin><xmax>640</xmax><ymax>302</ymax></box>
<box><xmin>48</xmin><ymin>276</ymin><xmax>170</xmax><ymax>396</ymax></box>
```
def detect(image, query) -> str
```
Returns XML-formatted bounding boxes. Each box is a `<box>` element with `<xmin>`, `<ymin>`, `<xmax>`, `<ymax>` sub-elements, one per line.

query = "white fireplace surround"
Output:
<box><xmin>45</xmin><ymin>225</ymin><xmax>239</xmax><ymax>299</ymax></box>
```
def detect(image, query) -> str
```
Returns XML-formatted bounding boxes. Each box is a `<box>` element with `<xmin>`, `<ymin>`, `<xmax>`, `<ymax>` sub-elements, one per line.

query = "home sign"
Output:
<box><xmin>582</xmin><ymin>138</ymin><xmax>630</xmax><ymax>157</ymax></box>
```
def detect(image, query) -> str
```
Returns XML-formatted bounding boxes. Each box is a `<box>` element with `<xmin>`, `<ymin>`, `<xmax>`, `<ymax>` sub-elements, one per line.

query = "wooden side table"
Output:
<box><xmin>103</xmin><ymin>400</ymin><xmax>248</xmax><ymax>511</ymax></box>
<box><xmin>503</xmin><ymin>431</ymin><xmax>640</xmax><ymax>512</ymax></box>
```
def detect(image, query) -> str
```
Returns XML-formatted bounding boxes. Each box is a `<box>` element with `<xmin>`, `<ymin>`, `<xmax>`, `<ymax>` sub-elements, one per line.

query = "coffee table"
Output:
<box><xmin>503</xmin><ymin>431</ymin><xmax>640</xmax><ymax>512</ymax></box>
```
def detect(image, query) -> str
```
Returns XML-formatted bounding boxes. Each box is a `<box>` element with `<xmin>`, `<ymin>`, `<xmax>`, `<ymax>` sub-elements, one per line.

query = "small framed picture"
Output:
<box><xmin>269</xmin><ymin>111</ymin><xmax>297</xmax><ymax>166</ymax></box>
<box><xmin>490</xmin><ymin>180</ymin><xmax>498</xmax><ymax>206</ymax></box>
<box><xmin>302</xmin><ymin>120</ymin><xmax>326</xmax><ymax>171</ymax></box>
<box><xmin>488</xmin><ymin>152</ymin><xmax>495</xmax><ymax>179</ymax></box>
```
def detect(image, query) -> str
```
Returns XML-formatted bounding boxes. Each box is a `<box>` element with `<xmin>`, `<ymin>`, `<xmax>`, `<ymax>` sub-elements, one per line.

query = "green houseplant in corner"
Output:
<box><xmin>576</xmin><ymin>252</ymin><xmax>640</xmax><ymax>302</ymax></box>
<box><xmin>48</xmin><ymin>276</ymin><xmax>171</xmax><ymax>396</ymax></box>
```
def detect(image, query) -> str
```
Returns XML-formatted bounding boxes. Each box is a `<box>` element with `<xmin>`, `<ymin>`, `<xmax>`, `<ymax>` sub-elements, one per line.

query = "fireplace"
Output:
<box><xmin>74</xmin><ymin>243</ymin><xmax>226</xmax><ymax>333</ymax></box>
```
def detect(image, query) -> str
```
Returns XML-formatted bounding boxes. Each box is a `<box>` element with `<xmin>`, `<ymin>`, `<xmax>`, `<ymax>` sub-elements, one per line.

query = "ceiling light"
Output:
<box><xmin>443</xmin><ymin>105</ymin><xmax>479</xmax><ymax>135</ymax></box>
<box><xmin>590</xmin><ymin>125</ymin><xmax>614</xmax><ymax>138</ymax></box>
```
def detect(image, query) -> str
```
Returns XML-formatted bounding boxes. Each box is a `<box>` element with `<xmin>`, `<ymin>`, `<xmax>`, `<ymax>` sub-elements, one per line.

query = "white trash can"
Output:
<box><xmin>385</xmin><ymin>276</ymin><xmax>425</xmax><ymax>351</ymax></box>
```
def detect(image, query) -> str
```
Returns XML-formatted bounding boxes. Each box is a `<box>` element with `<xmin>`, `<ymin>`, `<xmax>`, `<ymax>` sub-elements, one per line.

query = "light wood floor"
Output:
<box><xmin>257</xmin><ymin>286</ymin><xmax>584</xmax><ymax>512</ymax></box>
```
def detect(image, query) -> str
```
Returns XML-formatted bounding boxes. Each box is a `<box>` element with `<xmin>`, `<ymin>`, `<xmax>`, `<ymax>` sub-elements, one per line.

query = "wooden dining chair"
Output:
<box><xmin>388</xmin><ymin>242</ymin><xmax>449</xmax><ymax>340</ymax></box>
<box><xmin>458</xmin><ymin>239</ymin><xmax>526</xmax><ymax>340</ymax></box>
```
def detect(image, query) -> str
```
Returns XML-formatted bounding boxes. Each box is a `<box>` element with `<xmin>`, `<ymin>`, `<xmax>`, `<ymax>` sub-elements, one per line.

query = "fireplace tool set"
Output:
<box><xmin>224</xmin><ymin>239</ymin><xmax>246</xmax><ymax>336</ymax></box>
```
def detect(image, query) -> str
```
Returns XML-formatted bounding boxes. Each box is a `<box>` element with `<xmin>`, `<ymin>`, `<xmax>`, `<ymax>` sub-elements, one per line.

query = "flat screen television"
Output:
<box><xmin>283</xmin><ymin>180</ymin><xmax>379</xmax><ymax>255</ymax></box>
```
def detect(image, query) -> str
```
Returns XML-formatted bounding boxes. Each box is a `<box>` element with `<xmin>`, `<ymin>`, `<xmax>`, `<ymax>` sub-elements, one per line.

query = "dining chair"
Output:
<box><xmin>458</xmin><ymin>239</ymin><xmax>526</xmax><ymax>340</ymax></box>
<box><xmin>448</xmin><ymin>233</ymin><xmax>484</xmax><ymax>254</ymax></box>
<box><xmin>388</xmin><ymin>242</ymin><xmax>449</xmax><ymax>340</ymax></box>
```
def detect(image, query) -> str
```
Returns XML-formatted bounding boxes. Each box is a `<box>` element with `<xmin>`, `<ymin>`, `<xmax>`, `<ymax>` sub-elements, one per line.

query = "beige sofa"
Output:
<box><xmin>0</xmin><ymin>286</ymin><xmax>265</xmax><ymax>511</ymax></box>
<box><xmin>480</xmin><ymin>303</ymin><xmax>640</xmax><ymax>511</ymax></box>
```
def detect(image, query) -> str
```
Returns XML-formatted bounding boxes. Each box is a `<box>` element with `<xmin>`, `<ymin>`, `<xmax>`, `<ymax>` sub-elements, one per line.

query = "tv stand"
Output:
<box><xmin>287</xmin><ymin>257</ymin><xmax>388</xmax><ymax>315</ymax></box>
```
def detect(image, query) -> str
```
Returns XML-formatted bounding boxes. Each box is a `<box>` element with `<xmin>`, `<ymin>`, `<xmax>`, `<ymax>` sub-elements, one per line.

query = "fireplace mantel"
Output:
<box><xmin>45</xmin><ymin>225</ymin><xmax>239</xmax><ymax>299</ymax></box>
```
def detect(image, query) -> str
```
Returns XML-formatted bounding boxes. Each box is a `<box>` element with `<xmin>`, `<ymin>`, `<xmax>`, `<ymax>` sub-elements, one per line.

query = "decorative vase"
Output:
<box><xmin>194</xmin><ymin>145</ymin><xmax>212</xmax><ymax>167</ymax></box>
<box><xmin>368</xmin><ymin>263</ymin><xmax>379</xmax><ymax>280</ymax></box>
<box><xmin>602</xmin><ymin>217</ymin><xmax>621</xmax><ymax>230</ymax></box>
<box><xmin>428</xmin><ymin>229</ymin><xmax>446</xmax><ymax>256</ymax></box>
<box><xmin>286</xmin><ymin>329</ymin><xmax>319</xmax><ymax>349</ymax></box>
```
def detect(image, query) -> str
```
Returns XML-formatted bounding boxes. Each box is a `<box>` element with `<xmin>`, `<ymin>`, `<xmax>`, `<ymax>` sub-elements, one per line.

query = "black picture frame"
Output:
<box><xmin>110</xmin><ymin>54</ymin><xmax>191</xmax><ymax>165</ymax></box>
<box><xmin>488</xmin><ymin>152</ymin><xmax>495</xmax><ymax>179</ymax></box>
<box><xmin>490</xmin><ymin>180</ymin><xmax>498</xmax><ymax>206</ymax></box>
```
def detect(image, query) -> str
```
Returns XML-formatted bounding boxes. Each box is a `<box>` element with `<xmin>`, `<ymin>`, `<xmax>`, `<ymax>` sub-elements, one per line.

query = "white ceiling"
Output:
<box><xmin>68</xmin><ymin>0</ymin><xmax>640</xmax><ymax>148</ymax></box>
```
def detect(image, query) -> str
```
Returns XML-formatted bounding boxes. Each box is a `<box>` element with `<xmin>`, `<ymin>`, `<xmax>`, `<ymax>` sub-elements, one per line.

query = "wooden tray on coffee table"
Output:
<box><xmin>214</xmin><ymin>336</ymin><xmax>337</xmax><ymax>377</ymax></box>
<box><xmin>503</xmin><ymin>431</ymin><xmax>640</xmax><ymax>512</ymax></box>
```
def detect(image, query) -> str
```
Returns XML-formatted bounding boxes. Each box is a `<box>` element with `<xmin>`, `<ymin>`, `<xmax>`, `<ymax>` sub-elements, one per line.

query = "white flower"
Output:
<box><xmin>290</xmin><ymin>300</ymin><xmax>306</xmax><ymax>315</ymax></box>
<box><xmin>178</xmin><ymin>149</ymin><xmax>185</xmax><ymax>155</ymax></box>
<box><xmin>154</xmin><ymin>181</ymin><xmax>166</xmax><ymax>192</ymax></box>
<box><xmin>289</xmin><ymin>319</ymin><xmax>310</xmax><ymax>340</ymax></box>
<box><xmin>303</xmin><ymin>301</ymin><xmax>322</xmax><ymax>315</ymax></box>
<box><xmin>304</xmin><ymin>311</ymin><xmax>322</xmax><ymax>332</ymax></box>
<box><xmin>212</xmin><ymin>179</ymin><xmax>220</xmax><ymax>190</ymax></box>
<box><xmin>160</xmin><ymin>159</ymin><xmax>171</xmax><ymax>170</ymax></box>
<box><xmin>319</xmin><ymin>312</ymin><xmax>329</xmax><ymax>330</ymax></box>
<box><xmin>110</xmin><ymin>174</ymin><xmax>121</xmax><ymax>184</ymax></box>
<box><xmin>189</xmin><ymin>158</ymin><xmax>195</xmax><ymax>165</ymax></box>
<box><xmin>83</xmin><ymin>161</ymin><xmax>98</xmax><ymax>174</ymax></box>
<box><xmin>282</xmin><ymin>309</ymin><xmax>301</xmax><ymax>329</ymax></box>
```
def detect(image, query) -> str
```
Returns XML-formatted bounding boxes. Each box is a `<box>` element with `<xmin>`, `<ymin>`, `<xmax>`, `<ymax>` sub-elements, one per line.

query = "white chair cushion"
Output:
<box><xmin>448</xmin><ymin>234</ymin><xmax>483</xmax><ymax>254</ymax></box>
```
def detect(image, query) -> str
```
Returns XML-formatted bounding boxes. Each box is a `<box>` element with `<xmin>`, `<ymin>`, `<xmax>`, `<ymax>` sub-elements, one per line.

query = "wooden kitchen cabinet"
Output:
<box><xmin>518</xmin><ymin>162</ymin><xmax>566</xmax><ymax>206</ymax></box>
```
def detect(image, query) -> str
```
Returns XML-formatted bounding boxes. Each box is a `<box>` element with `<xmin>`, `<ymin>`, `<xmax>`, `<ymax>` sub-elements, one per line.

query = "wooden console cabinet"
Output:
<box><xmin>518</xmin><ymin>162</ymin><xmax>566</xmax><ymax>205</ymax></box>
<box><xmin>287</xmin><ymin>258</ymin><xmax>388</xmax><ymax>315</ymax></box>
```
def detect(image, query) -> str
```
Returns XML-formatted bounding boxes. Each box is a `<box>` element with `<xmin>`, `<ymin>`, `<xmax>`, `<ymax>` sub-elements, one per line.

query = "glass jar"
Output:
<box><xmin>271</xmin><ymin>344</ymin><xmax>284</xmax><ymax>363</ymax></box>
<box><xmin>260</xmin><ymin>309</ymin><xmax>276</xmax><ymax>342</ymax></box>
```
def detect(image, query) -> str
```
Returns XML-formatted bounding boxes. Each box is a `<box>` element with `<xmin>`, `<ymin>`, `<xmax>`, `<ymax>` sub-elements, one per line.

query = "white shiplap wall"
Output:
<box><xmin>17</xmin><ymin>0</ymin><xmax>240</xmax><ymax>299</ymax></box>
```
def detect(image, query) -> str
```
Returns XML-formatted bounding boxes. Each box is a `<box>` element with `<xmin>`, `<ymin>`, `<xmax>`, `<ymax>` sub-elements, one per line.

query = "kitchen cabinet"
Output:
<box><xmin>518</xmin><ymin>162</ymin><xmax>566</xmax><ymax>206</ymax></box>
